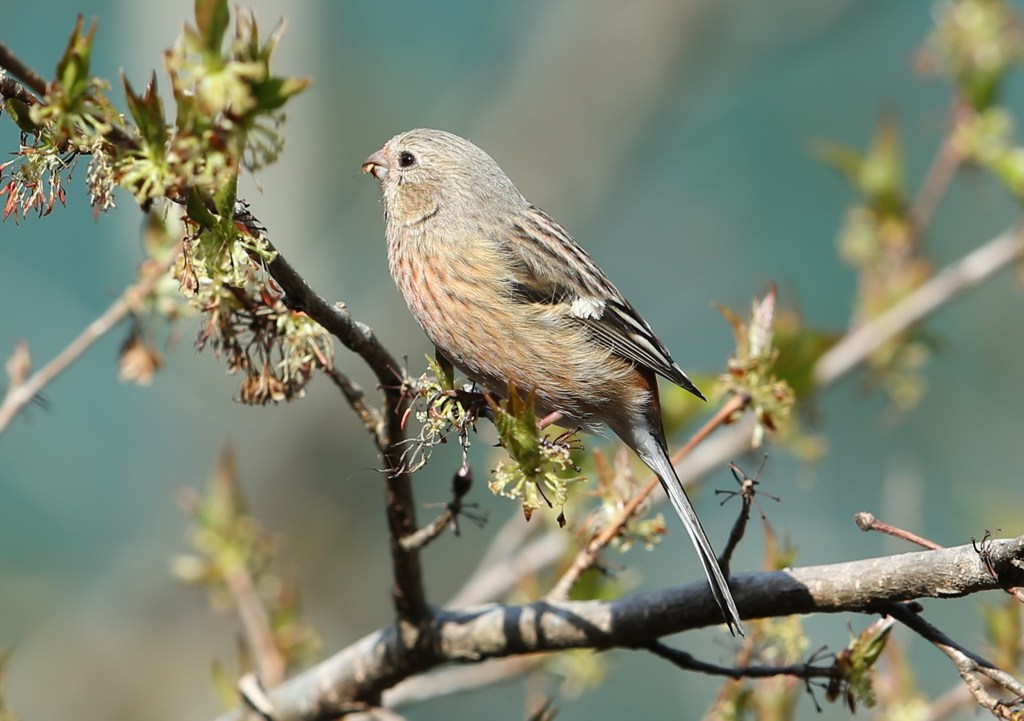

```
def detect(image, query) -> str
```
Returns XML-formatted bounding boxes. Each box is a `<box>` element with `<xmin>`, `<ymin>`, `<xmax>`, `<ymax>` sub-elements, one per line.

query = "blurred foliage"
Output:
<box><xmin>0</xmin><ymin>648</ymin><xmax>17</xmax><ymax>721</ymax></box>
<box><xmin>171</xmin><ymin>444</ymin><xmax>320</xmax><ymax>697</ymax></box>
<box><xmin>815</xmin><ymin>117</ymin><xmax>934</xmax><ymax>411</ymax></box>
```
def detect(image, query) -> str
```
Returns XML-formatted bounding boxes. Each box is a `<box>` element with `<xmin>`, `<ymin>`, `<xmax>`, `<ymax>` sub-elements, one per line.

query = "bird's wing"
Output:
<box><xmin>502</xmin><ymin>205</ymin><xmax>705</xmax><ymax>400</ymax></box>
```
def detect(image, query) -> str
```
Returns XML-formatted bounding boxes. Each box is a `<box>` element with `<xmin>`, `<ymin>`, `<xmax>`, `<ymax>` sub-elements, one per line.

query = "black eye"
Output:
<box><xmin>398</xmin><ymin>151</ymin><xmax>416</xmax><ymax>168</ymax></box>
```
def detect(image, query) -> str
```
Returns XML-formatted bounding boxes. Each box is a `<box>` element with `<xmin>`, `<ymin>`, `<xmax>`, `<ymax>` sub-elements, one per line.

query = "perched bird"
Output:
<box><xmin>363</xmin><ymin>128</ymin><xmax>742</xmax><ymax>634</ymax></box>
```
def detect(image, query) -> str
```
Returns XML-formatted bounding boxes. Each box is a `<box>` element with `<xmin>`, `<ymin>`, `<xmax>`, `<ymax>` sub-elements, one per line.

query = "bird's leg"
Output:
<box><xmin>537</xmin><ymin>411</ymin><xmax>564</xmax><ymax>430</ymax></box>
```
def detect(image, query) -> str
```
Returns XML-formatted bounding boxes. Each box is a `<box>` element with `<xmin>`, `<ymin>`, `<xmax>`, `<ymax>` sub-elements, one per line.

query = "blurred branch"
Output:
<box><xmin>212</xmin><ymin>535</ymin><xmax>1024</xmax><ymax>721</ymax></box>
<box><xmin>814</xmin><ymin>226</ymin><xmax>1024</xmax><ymax>386</ymax></box>
<box><xmin>384</xmin><ymin>656</ymin><xmax>545</xmax><ymax>709</ymax></box>
<box><xmin>223</xmin><ymin>565</ymin><xmax>285</xmax><ymax>688</ymax></box>
<box><xmin>909</xmin><ymin>135</ymin><xmax>963</xmax><ymax>232</ymax></box>
<box><xmin>0</xmin><ymin>41</ymin><xmax>47</xmax><ymax>95</ymax></box>
<box><xmin>0</xmin><ymin>241</ymin><xmax>182</xmax><ymax>440</ymax></box>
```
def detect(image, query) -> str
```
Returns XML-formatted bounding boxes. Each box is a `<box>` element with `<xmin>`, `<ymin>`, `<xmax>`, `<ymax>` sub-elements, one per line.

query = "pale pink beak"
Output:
<box><xmin>362</xmin><ymin>150</ymin><xmax>389</xmax><ymax>180</ymax></box>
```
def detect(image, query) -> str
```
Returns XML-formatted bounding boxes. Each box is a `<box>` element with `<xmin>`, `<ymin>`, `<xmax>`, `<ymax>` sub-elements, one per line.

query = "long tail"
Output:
<box><xmin>626</xmin><ymin>424</ymin><xmax>744</xmax><ymax>635</ymax></box>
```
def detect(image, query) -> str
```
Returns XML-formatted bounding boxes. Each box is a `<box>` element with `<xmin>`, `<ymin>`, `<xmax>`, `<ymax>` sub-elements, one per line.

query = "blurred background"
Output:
<box><xmin>2</xmin><ymin>1</ymin><xmax>1023</xmax><ymax>719</ymax></box>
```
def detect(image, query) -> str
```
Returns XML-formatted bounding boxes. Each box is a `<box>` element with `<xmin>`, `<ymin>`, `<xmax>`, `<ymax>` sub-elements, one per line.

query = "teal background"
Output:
<box><xmin>2</xmin><ymin>1</ymin><xmax>1023</xmax><ymax>719</ymax></box>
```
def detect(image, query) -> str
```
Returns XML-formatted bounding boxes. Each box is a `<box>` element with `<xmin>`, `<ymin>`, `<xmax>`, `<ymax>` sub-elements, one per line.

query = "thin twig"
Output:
<box><xmin>646</xmin><ymin>640</ymin><xmax>839</xmax><ymax>682</ymax></box>
<box><xmin>716</xmin><ymin>460</ymin><xmax>775</xmax><ymax>576</ymax></box>
<box><xmin>0</xmin><ymin>241</ymin><xmax>183</xmax><ymax>439</ymax></box>
<box><xmin>320</xmin><ymin>364</ymin><xmax>385</xmax><ymax>451</ymax></box>
<box><xmin>908</xmin><ymin>135</ymin><xmax>963</xmax><ymax>233</ymax></box>
<box><xmin>400</xmin><ymin>464</ymin><xmax>479</xmax><ymax>552</ymax></box>
<box><xmin>252</xmin><ymin>212</ymin><xmax>429</xmax><ymax>624</ymax></box>
<box><xmin>887</xmin><ymin>603</ymin><xmax>1024</xmax><ymax>717</ymax></box>
<box><xmin>854</xmin><ymin>511</ymin><xmax>943</xmax><ymax>550</ymax></box>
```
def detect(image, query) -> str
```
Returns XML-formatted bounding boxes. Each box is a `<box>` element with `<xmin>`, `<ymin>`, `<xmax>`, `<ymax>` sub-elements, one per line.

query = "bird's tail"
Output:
<box><xmin>627</xmin><ymin>425</ymin><xmax>744</xmax><ymax>636</ymax></box>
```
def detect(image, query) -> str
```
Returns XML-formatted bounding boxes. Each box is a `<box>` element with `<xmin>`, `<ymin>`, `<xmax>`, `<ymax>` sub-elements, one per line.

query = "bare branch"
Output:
<box><xmin>646</xmin><ymin>640</ymin><xmax>838</xmax><ymax>681</ymax></box>
<box><xmin>888</xmin><ymin>603</ymin><xmax>1024</xmax><ymax>717</ymax></box>
<box><xmin>0</xmin><ymin>242</ymin><xmax>183</xmax><ymax>439</ymax></box>
<box><xmin>211</xmin><ymin>536</ymin><xmax>1024</xmax><ymax>720</ymax></box>
<box><xmin>854</xmin><ymin>511</ymin><xmax>943</xmax><ymax>550</ymax></box>
<box><xmin>319</xmin><ymin>365</ymin><xmax>385</xmax><ymax>451</ymax></box>
<box><xmin>0</xmin><ymin>41</ymin><xmax>48</xmax><ymax>96</ymax></box>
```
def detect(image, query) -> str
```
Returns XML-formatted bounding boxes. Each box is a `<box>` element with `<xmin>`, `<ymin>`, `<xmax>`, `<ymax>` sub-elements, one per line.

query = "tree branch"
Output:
<box><xmin>888</xmin><ymin>603</ymin><xmax>1024</xmax><ymax>717</ymax></box>
<box><xmin>0</xmin><ymin>41</ymin><xmax>48</xmax><ymax>96</ymax></box>
<box><xmin>813</xmin><ymin>227</ymin><xmax>1024</xmax><ymax>386</ymax></box>
<box><xmin>242</xmin><ymin>205</ymin><xmax>429</xmax><ymax>625</ymax></box>
<box><xmin>645</xmin><ymin>640</ymin><xmax>838</xmax><ymax>682</ymax></box>
<box><xmin>0</xmin><ymin>241</ymin><xmax>183</xmax><ymax>439</ymax></box>
<box><xmin>211</xmin><ymin>535</ymin><xmax>1024</xmax><ymax>720</ymax></box>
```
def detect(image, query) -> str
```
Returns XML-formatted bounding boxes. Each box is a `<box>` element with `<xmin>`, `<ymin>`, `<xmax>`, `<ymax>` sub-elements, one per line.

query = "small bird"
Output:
<box><xmin>363</xmin><ymin>128</ymin><xmax>742</xmax><ymax>634</ymax></box>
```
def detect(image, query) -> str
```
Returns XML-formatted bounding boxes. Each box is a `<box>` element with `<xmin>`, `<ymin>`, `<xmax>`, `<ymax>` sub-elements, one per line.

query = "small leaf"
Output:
<box><xmin>54</xmin><ymin>16</ymin><xmax>97</xmax><ymax>104</ymax></box>
<box><xmin>194</xmin><ymin>0</ymin><xmax>230</xmax><ymax>55</ymax></box>
<box><xmin>213</xmin><ymin>173</ymin><xmax>237</xmax><ymax>218</ymax></box>
<box><xmin>186</xmin><ymin>188</ymin><xmax>219</xmax><ymax>229</ymax></box>
<box><xmin>253</xmin><ymin>75</ymin><xmax>312</xmax><ymax>111</ymax></box>
<box><xmin>122</xmin><ymin>71</ymin><xmax>167</xmax><ymax>148</ymax></box>
<box><xmin>2</xmin><ymin>99</ymin><xmax>42</xmax><ymax>134</ymax></box>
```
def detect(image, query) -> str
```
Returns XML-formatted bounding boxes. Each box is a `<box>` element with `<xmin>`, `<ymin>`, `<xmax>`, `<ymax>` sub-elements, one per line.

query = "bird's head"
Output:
<box><xmin>362</xmin><ymin>128</ymin><xmax>524</xmax><ymax>229</ymax></box>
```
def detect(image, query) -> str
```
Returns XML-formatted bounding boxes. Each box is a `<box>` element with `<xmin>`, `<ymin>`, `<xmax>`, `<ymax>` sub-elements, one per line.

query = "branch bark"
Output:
<box><xmin>212</xmin><ymin>535</ymin><xmax>1024</xmax><ymax>720</ymax></box>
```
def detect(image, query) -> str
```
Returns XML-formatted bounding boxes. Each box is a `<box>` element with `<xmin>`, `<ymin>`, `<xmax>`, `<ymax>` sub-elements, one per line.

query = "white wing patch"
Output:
<box><xmin>570</xmin><ymin>296</ymin><xmax>605</xmax><ymax>320</ymax></box>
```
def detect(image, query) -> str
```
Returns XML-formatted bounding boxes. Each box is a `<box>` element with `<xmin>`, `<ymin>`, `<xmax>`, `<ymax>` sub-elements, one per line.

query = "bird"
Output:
<box><xmin>362</xmin><ymin>128</ymin><xmax>743</xmax><ymax>635</ymax></box>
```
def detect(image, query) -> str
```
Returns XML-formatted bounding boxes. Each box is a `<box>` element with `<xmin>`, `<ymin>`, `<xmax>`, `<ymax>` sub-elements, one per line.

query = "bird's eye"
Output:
<box><xmin>398</xmin><ymin>151</ymin><xmax>416</xmax><ymax>168</ymax></box>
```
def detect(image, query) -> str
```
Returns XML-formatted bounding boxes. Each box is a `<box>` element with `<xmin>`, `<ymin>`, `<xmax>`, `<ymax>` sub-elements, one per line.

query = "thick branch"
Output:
<box><xmin>213</xmin><ymin>536</ymin><xmax>1024</xmax><ymax>720</ymax></box>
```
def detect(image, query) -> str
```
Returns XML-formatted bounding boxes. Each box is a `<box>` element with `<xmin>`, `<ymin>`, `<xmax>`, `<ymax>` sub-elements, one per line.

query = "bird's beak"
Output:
<box><xmin>362</xmin><ymin>150</ymin><xmax>389</xmax><ymax>180</ymax></box>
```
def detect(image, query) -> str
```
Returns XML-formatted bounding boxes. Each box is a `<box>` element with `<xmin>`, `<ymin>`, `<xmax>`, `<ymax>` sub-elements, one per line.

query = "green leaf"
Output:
<box><xmin>2</xmin><ymin>98</ymin><xmax>41</xmax><ymax>134</ymax></box>
<box><xmin>253</xmin><ymin>75</ymin><xmax>312</xmax><ymax>112</ymax></box>
<box><xmin>54</xmin><ymin>16</ymin><xmax>97</xmax><ymax>104</ymax></box>
<box><xmin>122</xmin><ymin>71</ymin><xmax>167</xmax><ymax>148</ymax></box>
<box><xmin>213</xmin><ymin>173</ymin><xmax>237</xmax><ymax>218</ymax></box>
<box><xmin>186</xmin><ymin>188</ymin><xmax>219</xmax><ymax>229</ymax></box>
<box><xmin>812</xmin><ymin>139</ymin><xmax>864</xmax><ymax>186</ymax></box>
<box><xmin>194</xmin><ymin>0</ymin><xmax>230</xmax><ymax>54</ymax></box>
